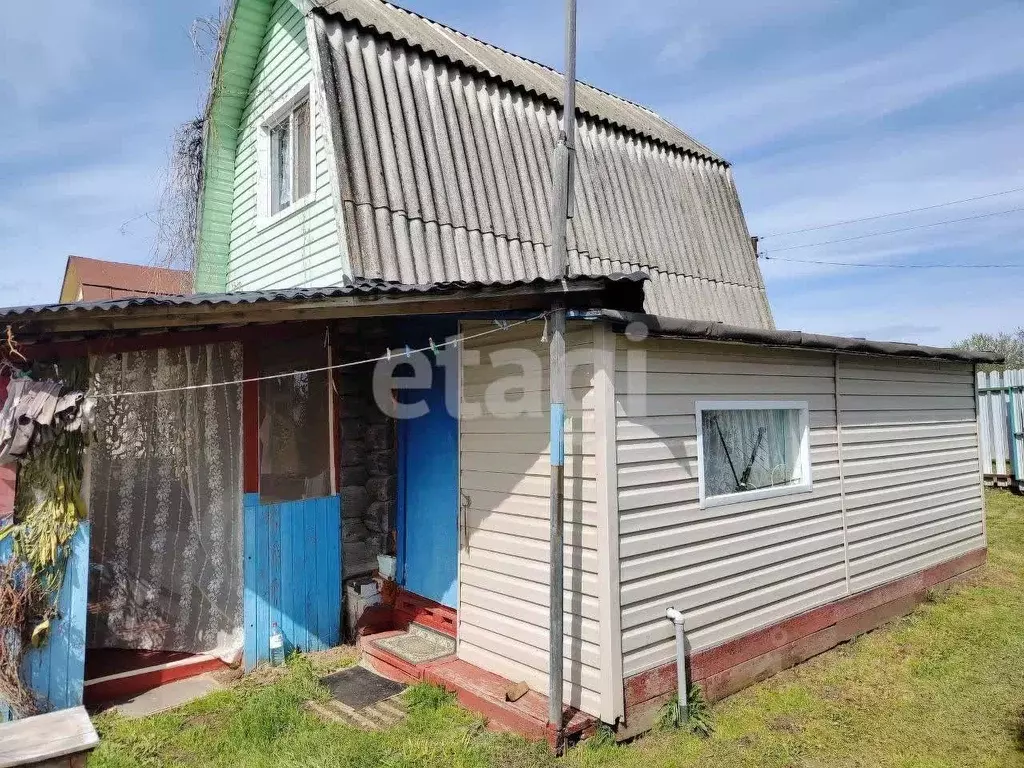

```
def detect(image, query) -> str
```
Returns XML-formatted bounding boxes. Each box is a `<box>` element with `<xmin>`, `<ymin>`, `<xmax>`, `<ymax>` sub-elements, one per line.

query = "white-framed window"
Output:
<box><xmin>695</xmin><ymin>400</ymin><xmax>812</xmax><ymax>509</ymax></box>
<box><xmin>258</xmin><ymin>82</ymin><xmax>314</xmax><ymax>226</ymax></box>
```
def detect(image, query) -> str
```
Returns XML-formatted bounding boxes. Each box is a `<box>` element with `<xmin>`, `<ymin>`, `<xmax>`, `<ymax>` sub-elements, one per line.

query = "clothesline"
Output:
<box><xmin>92</xmin><ymin>311</ymin><xmax>553</xmax><ymax>400</ymax></box>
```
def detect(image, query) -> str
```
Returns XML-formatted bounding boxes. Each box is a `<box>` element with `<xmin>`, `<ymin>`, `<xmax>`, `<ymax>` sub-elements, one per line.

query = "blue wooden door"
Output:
<box><xmin>243</xmin><ymin>494</ymin><xmax>341</xmax><ymax>669</ymax></box>
<box><xmin>398</xmin><ymin>333</ymin><xmax>459</xmax><ymax>608</ymax></box>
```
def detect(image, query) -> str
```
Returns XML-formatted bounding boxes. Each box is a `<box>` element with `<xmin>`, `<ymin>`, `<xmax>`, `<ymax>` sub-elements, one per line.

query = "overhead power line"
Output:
<box><xmin>760</xmin><ymin>206</ymin><xmax>1024</xmax><ymax>253</ymax></box>
<box><xmin>760</xmin><ymin>186</ymin><xmax>1024</xmax><ymax>239</ymax></box>
<box><xmin>761</xmin><ymin>255</ymin><xmax>1024</xmax><ymax>269</ymax></box>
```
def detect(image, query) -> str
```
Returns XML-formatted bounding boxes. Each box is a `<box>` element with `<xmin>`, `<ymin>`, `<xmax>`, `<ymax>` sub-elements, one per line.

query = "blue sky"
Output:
<box><xmin>2</xmin><ymin>0</ymin><xmax>1022</xmax><ymax>345</ymax></box>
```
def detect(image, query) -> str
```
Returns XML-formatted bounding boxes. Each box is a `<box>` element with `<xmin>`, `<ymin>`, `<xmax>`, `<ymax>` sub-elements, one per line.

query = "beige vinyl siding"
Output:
<box><xmin>227</xmin><ymin>0</ymin><xmax>346</xmax><ymax>291</ymax></box>
<box><xmin>614</xmin><ymin>337</ymin><xmax>985</xmax><ymax>681</ymax></box>
<box><xmin>616</xmin><ymin>339</ymin><xmax>847</xmax><ymax>678</ymax></box>
<box><xmin>458</xmin><ymin>320</ymin><xmax>602</xmax><ymax>716</ymax></box>
<box><xmin>838</xmin><ymin>358</ymin><xmax>985</xmax><ymax>593</ymax></box>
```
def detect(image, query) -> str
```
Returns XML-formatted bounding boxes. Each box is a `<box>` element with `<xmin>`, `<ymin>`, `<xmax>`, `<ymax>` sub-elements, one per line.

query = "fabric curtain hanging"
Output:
<box><xmin>702</xmin><ymin>408</ymin><xmax>801</xmax><ymax>498</ymax></box>
<box><xmin>86</xmin><ymin>343</ymin><xmax>244</xmax><ymax>658</ymax></box>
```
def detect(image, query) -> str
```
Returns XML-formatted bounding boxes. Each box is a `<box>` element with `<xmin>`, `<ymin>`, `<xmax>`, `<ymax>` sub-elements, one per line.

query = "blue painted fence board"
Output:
<box><xmin>243</xmin><ymin>495</ymin><xmax>341</xmax><ymax>669</ymax></box>
<box><xmin>1</xmin><ymin>523</ymin><xmax>90</xmax><ymax>722</ymax></box>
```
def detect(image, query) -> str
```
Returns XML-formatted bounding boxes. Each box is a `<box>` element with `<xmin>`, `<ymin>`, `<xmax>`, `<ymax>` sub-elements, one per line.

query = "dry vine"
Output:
<box><xmin>148</xmin><ymin>2</ymin><xmax>231</xmax><ymax>276</ymax></box>
<box><xmin>0</xmin><ymin>561</ymin><xmax>47</xmax><ymax>717</ymax></box>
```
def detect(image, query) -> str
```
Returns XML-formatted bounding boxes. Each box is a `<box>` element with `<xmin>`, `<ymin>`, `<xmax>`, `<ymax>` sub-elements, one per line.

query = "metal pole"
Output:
<box><xmin>548</xmin><ymin>0</ymin><xmax>577</xmax><ymax>751</ymax></box>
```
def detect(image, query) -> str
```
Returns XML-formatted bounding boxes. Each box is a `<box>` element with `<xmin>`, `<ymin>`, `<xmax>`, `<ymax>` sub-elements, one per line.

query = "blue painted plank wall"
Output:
<box><xmin>1</xmin><ymin>523</ymin><xmax>90</xmax><ymax>722</ymax></box>
<box><xmin>243</xmin><ymin>494</ymin><xmax>341</xmax><ymax>669</ymax></box>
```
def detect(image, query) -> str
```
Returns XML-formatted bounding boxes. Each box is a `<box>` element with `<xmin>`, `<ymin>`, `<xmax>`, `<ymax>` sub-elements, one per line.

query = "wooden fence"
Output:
<box><xmin>977</xmin><ymin>370</ymin><xmax>1024</xmax><ymax>491</ymax></box>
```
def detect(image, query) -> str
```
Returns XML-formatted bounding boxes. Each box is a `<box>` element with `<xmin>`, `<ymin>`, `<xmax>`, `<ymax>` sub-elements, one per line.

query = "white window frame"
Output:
<box><xmin>695</xmin><ymin>400</ymin><xmax>812</xmax><ymax>509</ymax></box>
<box><xmin>256</xmin><ymin>80</ymin><xmax>316</xmax><ymax>230</ymax></box>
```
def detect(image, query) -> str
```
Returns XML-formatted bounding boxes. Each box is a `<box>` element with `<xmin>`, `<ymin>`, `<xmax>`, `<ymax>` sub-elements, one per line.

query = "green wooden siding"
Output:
<box><xmin>195</xmin><ymin>0</ymin><xmax>276</xmax><ymax>293</ymax></box>
<box><xmin>226</xmin><ymin>0</ymin><xmax>346</xmax><ymax>291</ymax></box>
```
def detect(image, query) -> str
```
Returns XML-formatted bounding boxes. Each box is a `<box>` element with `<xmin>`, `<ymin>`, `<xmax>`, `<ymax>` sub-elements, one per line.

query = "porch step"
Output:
<box><xmin>360</xmin><ymin>629</ymin><xmax>597</xmax><ymax>746</ymax></box>
<box><xmin>424</xmin><ymin>658</ymin><xmax>596</xmax><ymax>745</ymax></box>
<box><xmin>371</xmin><ymin>623</ymin><xmax>455</xmax><ymax>665</ymax></box>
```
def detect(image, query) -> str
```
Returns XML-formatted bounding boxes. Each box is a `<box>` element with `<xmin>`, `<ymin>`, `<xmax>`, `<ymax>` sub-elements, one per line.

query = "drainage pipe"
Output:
<box><xmin>665</xmin><ymin>607</ymin><xmax>689</xmax><ymax>726</ymax></box>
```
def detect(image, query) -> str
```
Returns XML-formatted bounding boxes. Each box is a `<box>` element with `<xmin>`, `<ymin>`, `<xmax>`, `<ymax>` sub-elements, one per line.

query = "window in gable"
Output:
<box><xmin>261</xmin><ymin>85</ymin><xmax>314</xmax><ymax>222</ymax></box>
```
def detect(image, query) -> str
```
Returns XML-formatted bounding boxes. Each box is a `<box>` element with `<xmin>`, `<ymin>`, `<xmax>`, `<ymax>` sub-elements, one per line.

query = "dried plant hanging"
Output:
<box><xmin>0</xmin><ymin>560</ymin><xmax>47</xmax><ymax>717</ymax></box>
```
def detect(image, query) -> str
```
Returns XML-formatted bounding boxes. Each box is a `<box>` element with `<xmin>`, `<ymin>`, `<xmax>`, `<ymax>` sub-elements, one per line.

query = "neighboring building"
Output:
<box><xmin>59</xmin><ymin>256</ymin><xmax>192</xmax><ymax>303</ymax></box>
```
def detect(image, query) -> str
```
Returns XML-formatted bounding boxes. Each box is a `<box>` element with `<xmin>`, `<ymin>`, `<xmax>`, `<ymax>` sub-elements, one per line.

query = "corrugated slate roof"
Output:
<box><xmin>0</xmin><ymin>274</ymin><xmax>645</xmax><ymax>322</ymax></box>
<box><xmin>311</xmin><ymin>0</ymin><xmax>720</xmax><ymax>161</ymax></box>
<box><xmin>312</xmin><ymin>8</ymin><xmax>774</xmax><ymax>329</ymax></box>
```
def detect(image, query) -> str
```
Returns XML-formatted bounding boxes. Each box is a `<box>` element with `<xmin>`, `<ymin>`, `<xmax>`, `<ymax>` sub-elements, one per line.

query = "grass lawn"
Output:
<box><xmin>93</xmin><ymin>489</ymin><xmax>1024</xmax><ymax>768</ymax></box>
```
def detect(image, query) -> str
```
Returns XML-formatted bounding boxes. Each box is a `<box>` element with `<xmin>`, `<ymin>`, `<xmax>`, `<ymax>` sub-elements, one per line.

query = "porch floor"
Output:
<box><xmin>361</xmin><ymin>630</ymin><xmax>596</xmax><ymax>746</ymax></box>
<box><xmin>84</xmin><ymin>649</ymin><xmax>227</xmax><ymax>706</ymax></box>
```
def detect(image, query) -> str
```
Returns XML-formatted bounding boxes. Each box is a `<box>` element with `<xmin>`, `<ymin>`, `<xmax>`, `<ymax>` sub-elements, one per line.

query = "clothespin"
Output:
<box><xmin>541</xmin><ymin>315</ymin><xmax>549</xmax><ymax>343</ymax></box>
<box><xmin>386</xmin><ymin>348</ymin><xmax>392</xmax><ymax>361</ymax></box>
<box><xmin>429</xmin><ymin>338</ymin><xmax>438</xmax><ymax>354</ymax></box>
<box><xmin>404</xmin><ymin>345</ymin><xmax>411</xmax><ymax>358</ymax></box>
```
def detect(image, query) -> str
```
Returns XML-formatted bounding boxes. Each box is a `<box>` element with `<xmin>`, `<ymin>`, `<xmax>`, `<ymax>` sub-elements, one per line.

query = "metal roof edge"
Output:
<box><xmin>595</xmin><ymin>310</ymin><xmax>1003</xmax><ymax>365</ymax></box>
<box><xmin>0</xmin><ymin>274</ymin><xmax>649</xmax><ymax>324</ymax></box>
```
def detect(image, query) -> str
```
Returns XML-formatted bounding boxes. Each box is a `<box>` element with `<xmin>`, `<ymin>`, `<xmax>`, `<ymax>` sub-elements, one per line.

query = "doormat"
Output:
<box><xmin>320</xmin><ymin>665</ymin><xmax>406</xmax><ymax>710</ymax></box>
<box><xmin>372</xmin><ymin>624</ymin><xmax>456</xmax><ymax>664</ymax></box>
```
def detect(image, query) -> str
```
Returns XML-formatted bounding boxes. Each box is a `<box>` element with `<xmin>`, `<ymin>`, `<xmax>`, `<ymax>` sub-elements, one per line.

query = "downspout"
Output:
<box><xmin>665</xmin><ymin>607</ymin><xmax>689</xmax><ymax>726</ymax></box>
<box><xmin>547</xmin><ymin>0</ymin><xmax>578</xmax><ymax>753</ymax></box>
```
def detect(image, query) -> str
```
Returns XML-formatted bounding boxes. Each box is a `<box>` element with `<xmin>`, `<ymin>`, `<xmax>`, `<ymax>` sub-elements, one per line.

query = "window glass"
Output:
<box><xmin>700</xmin><ymin>405</ymin><xmax>807</xmax><ymax>501</ymax></box>
<box><xmin>270</xmin><ymin>118</ymin><xmax>292</xmax><ymax>215</ymax></box>
<box><xmin>293</xmin><ymin>99</ymin><xmax>312</xmax><ymax>200</ymax></box>
<box><xmin>267</xmin><ymin>96</ymin><xmax>311</xmax><ymax>218</ymax></box>
<box><xmin>259</xmin><ymin>335</ymin><xmax>331</xmax><ymax>504</ymax></box>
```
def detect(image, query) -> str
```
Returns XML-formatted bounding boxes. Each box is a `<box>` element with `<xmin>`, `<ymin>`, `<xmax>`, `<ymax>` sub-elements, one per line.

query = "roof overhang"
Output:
<box><xmin>595</xmin><ymin>310</ymin><xmax>1002</xmax><ymax>365</ymax></box>
<box><xmin>1</xmin><ymin>276</ymin><xmax>647</xmax><ymax>348</ymax></box>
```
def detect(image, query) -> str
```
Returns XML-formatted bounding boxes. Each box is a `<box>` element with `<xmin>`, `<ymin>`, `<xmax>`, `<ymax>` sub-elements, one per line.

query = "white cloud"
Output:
<box><xmin>770</xmin><ymin>267</ymin><xmax>1017</xmax><ymax>345</ymax></box>
<box><xmin>665</xmin><ymin>5</ymin><xmax>1024</xmax><ymax>155</ymax></box>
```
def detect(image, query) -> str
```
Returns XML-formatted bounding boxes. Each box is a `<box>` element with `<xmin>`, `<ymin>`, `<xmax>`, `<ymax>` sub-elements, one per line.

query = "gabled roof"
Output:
<box><xmin>312</xmin><ymin>4</ymin><xmax>773</xmax><ymax>328</ymax></box>
<box><xmin>60</xmin><ymin>256</ymin><xmax>192</xmax><ymax>303</ymax></box>
<box><xmin>310</xmin><ymin>0</ymin><xmax>721</xmax><ymax>161</ymax></box>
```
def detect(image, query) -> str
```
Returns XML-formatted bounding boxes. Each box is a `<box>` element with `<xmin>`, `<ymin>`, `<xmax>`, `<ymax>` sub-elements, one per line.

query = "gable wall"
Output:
<box><xmin>226</xmin><ymin>0</ymin><xmax>346</xmax><ymax>291</ymax></box>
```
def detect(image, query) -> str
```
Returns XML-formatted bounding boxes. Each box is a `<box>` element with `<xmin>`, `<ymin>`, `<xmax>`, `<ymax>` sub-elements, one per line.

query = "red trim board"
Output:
<box><xmin>83</xmin><ymin>654</ymin><xmax>227</xmax><ymax>705</ymax></box>
<box><xmin>624</xmin><ymin>547</ymin><xmax>987</xmax><ymax>720</ymax></box>
<box><xmin>360</xmin><ymin>632</ymin><xmax>594</xmax><ymax>746</ymax></box>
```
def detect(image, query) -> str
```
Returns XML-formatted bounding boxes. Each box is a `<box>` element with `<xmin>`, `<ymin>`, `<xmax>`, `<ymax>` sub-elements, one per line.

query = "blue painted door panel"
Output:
<box><xmin>398</xmin><ymin>324</ymin><xmax>459</xmax><ymax>608</ymax></box>
<box><xmin>1</xmin><ymin>523</ymin><xmax>90</xmax><ymax>722</ymax></box>
<box><xmin>243</xmin><ymin>494</ymin><xmax>341</xmax><ymax>669</ymax></box>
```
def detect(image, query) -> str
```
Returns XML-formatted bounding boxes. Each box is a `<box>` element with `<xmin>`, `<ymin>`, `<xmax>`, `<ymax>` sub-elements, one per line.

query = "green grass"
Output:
<box><xmin>94</xmin><ymin>490</ymin><xmax>1024</xmax><ymax>768</ymax></box>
